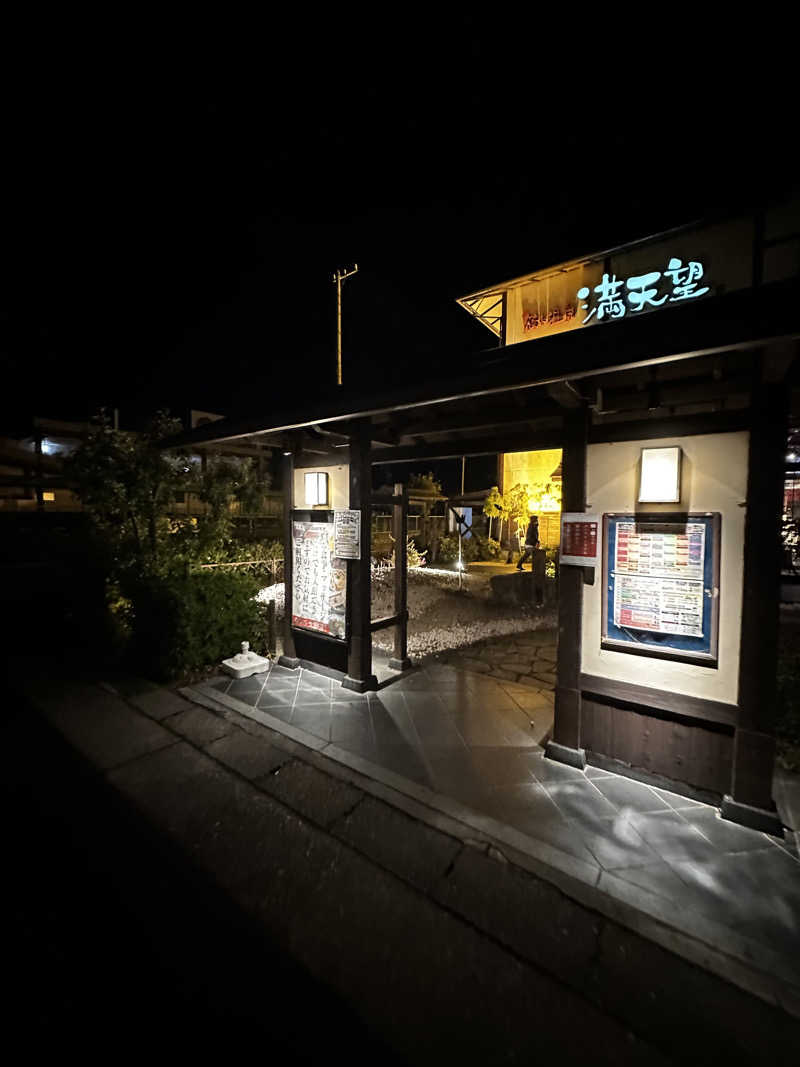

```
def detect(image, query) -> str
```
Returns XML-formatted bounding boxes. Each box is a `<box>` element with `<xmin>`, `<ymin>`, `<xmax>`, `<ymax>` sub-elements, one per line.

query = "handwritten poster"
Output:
<box><xmin>612</xmin><ymin>523</ymin><xmax>706</xmax><ymax>638</ymax></box>
<box><xmin>292</xmin><ymin>521</ymin><xmax>347</xmax><ymax>639</ymax></box>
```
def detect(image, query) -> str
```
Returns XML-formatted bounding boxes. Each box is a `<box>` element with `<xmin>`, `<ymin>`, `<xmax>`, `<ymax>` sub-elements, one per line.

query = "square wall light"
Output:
<box><xmin>639</xmin><ymin>446</ymin><xmax>681</xmax><ymax>503</ymax></box>
<box><xmin>304</xmin><ymin>471</ymin><xmax>329</xmax><ymax>507</ymax></box>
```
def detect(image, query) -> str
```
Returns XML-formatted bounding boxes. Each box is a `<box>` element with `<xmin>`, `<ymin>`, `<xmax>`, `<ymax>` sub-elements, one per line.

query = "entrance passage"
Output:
<box><xmin>205</xmin><ymin>654</ymin><xmax>554</xmax><ymax>793</ymax></box>
<box><xmin>369</xmin><ymin>556</ymin><xmax>557</xmax><ymax>680</ymax></box>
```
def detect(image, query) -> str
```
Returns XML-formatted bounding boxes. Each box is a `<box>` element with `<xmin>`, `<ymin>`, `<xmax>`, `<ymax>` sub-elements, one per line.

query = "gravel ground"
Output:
<box><xmin>256</xmin><ymin>568</ymin><xmax>556</xmax><ymax>660</ymax></box>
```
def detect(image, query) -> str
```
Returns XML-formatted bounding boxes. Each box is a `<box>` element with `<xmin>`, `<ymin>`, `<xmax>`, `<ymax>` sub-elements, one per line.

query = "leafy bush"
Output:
<box><xmin>437</xmin><ymin>534</ymin><xmax>501</xmax><ymax>565</ymax></box>
<box><xmin>123</xmin><ymin>567</ymin><xmax>268</xmax><ymax>681</ymax></box>
<box><xmin>407</xmin><ymin>471</ymin><xmax>443</xmax><ymax>494</ymax></box>
<box><xmin>471</xmin><ymin>535</ymin><xmax>502</xmax><ymax>560</ymax></box>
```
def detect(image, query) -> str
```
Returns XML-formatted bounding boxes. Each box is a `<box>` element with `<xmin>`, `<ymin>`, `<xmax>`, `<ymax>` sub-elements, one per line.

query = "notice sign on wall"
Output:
<box><xmin>292</xmin><ymin>520</ymin><xmax>347</xmax><ymax>640</ymax></box>
<box><xmin>333</xmin><ymin>509</ymin><xmax>361</xmax><ymax>559</ymax></box>
<box><xmin>560</xmin><ymin>513</ymin><xmax>600</xmax><ymax>567</ymax></box>
<box><xmin>602</xmin><ymin>514</ymin><xmax>720</xmax><ymax>665</ymax></box>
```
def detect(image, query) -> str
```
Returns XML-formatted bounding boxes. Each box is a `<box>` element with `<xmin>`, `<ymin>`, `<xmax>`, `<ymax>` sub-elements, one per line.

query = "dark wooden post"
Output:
<box><xmin>721</xmin><ymin>353</ymin><xmax>790</xmax><ymax>832</ymax></box>
<box><xmin>34</xmin><ymin>429</ymin><xmax>44</xmax><ymax>511</ymax></box>
<box><xmin>389</xmin><ymin>481</ymin><xmax>411</xmax><ymax>671</ymax></box>
<box><xmin>278</xmin><ymin>447</ymin><xmax>300</xmax><ymax>669</ymax></box>
<box><xmin>344</xmin><ymin>420</ymin><xmax>377</xmax><ymax>692</ymax></box>
<box><xmin>546</xmin><ymin>406</ymin><xmax>590</xmax><ymax>769</ymax></box>
<box><xmin>532</xmin><ymin>547</ymin><xmax>546</xmax><ymax>607</ymax></box>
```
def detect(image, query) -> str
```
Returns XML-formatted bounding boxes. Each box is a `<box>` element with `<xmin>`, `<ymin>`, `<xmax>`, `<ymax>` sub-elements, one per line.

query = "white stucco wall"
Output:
<box><xmin>293</xmin><ymin>463</ymin><xmax>350</xmax><ymax>509</ymax></box>
<box><xmin>582</xmin><ymin>432</ymin><xmax>749</xmax><ymax>706</ymax></box>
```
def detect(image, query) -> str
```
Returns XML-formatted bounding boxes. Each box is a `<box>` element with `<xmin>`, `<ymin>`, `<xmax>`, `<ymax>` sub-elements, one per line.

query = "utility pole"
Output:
<box><xmin>332</xmin><ymin>264</ymin><xmax>359</xmax><ymax>386</ymax></box>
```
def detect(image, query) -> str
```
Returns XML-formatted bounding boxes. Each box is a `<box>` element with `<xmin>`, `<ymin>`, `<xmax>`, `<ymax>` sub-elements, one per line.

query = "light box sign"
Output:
<box><xmin>601</xmin><ymin>513</ymin><xmax>720</xmax><ymax>666</ymax></box>
<box><xmin>639</xmin><ymin>446</ymin><xmax>682</xmax><ymax>504</ymax></box>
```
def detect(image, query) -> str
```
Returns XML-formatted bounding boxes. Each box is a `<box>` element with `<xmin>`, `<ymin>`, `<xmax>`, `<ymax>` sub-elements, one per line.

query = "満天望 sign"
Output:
<box><xmin>577</xmin><ymin>258</ymin><xmax>710</xmax><ymax>325</ymax></box>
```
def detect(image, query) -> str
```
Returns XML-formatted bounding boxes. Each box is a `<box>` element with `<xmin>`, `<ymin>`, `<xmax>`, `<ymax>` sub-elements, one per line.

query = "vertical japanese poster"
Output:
<box><xmin>292</xmin><ymin>521</ymin><xmax>347</xmax><ymax>639</ymax></box>
<box><xmin>602</xmin><ymin>515</ymin><xmax>720</xmax><ymax>664</ymax></box>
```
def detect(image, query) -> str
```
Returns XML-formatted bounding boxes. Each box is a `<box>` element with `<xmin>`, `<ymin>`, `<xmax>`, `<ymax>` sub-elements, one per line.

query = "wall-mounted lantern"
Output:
<box><xmin>639</xmin><ymin>446</ymin><xmax>682</xmax><ymax>504</ymax></box>
<box><xmin>304</xmin><ymin>471</ymin><xmax>329</xmax><ymax>507</ymax></box>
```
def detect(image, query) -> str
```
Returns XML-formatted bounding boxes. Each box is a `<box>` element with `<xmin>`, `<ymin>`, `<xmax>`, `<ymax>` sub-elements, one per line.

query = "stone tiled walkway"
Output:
<box><xmin>200</xmin><ymin>658</ymin><xmax>800</xmax><ymax>976</ymax></box>
<box><xmin>436</xmin><ymin>627</ymin><xmax>558</xmax><ymax>687</ymax></box>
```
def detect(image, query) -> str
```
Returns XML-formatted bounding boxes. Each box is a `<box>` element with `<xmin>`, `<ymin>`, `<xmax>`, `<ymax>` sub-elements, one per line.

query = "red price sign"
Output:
<box><xmin>560</xmin><ymin>513</ymin><xmax>600</xmax><ymax>567</ymax></box>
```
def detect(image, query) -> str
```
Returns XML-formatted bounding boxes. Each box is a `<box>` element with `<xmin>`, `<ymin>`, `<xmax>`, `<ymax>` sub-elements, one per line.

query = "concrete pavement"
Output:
<box><xmin>11</xmin><ymin>665</ymin><xmax>800</xmax><ymax>1064</ymax></box>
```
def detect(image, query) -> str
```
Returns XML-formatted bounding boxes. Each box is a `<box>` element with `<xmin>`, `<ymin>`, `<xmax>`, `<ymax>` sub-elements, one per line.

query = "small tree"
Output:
<box><xmin>66</xmin><ymin>410</ymin><xmax>195</xmax><ymax>574</ymax></box>
<box><xmin>506</xmin><ymin>483</ymin><xmax>531</xmax><ymax>551</ymax></box>
<box><xmin>483</xmin><ymin>485</ymin><xmax>505</xmax><ymax>541</ymax></box>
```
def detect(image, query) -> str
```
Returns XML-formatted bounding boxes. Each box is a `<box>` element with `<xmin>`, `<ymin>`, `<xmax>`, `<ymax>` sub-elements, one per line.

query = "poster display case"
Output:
<box><xmin>292</xmin><ymin>512</ymin><xmax>347</xmax><ymax>640</ymax></box>
<box><xmin>601</xmin><ymin>513</ymin><xmax>720</xmax><ymax>666</ymax></box>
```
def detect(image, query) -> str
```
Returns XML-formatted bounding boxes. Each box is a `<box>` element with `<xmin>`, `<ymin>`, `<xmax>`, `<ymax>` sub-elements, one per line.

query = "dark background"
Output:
<box><xmin>2</xmin><ymin>51</ymin><xmax>796</xmax><ymax>443</ymax></box>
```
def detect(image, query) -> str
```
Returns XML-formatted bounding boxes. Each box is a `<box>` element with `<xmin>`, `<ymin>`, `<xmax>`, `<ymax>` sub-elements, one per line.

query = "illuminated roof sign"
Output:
<box><xmin>456</xmin><ymin>211</ymin><xmax>798</xmax><ymax>348</ymax></box>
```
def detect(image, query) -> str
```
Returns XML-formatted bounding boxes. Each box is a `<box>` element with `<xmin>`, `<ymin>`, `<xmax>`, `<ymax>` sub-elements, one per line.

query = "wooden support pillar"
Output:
<box><xmin>278</xmin><ymin>448</ymin><xmax>300</xmax><ymax>669</ymax></box>
<box><xmin>34</xmin><ymin>430</ymin><xmax>45</xmax><ymax>511</ymax></box>
<box><xmin>547</xmin><ymin>406</ymin><xmax>590</xmax><ymax>769</ymax></box>
<box><xmin>722</xmin><ymin>354</ymin><xmax>789</xmax><ymax>833</ymax></box>
<box><xmin>389</xmin><ymin>482</ymin><xmax>411</xmax><ymax>671</ymax></box>
<box><xmin>344</xmin><ymin>420</ymin><xmax>377</xmax><ymax>692</ymax></box>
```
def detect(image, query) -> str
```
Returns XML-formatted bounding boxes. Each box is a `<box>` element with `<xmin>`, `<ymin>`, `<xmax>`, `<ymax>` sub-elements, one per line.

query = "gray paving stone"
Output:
<box><xmin>38</xmin><ymin>681</ymin><xmax>177</xmax><ymax>770</ymax></box>
<box><xmin>543</xmin><ymin>779</ymin><xmax>620</xmax><ymax>822</ymax></box>
<box><xmin>466</xmin><ymin>747</ymin><xmax>542</xmax><ymax>787</ymax></box>
<box><xmin>568</xmin><ymin>810</ymin><xmax>661</xmax><ymax>871</ymax></box>
<box><xmin>487</xmin><ymin>667</ymin><xmax>519</xmax><ymax>681</ymax></box>
<box><xmin>331</xmin><ymin>794</ymin><xmax>461</xmax><ymax>894</ymax></box>
<box><xmin>524</xmin><ymin>752</ymin><xmax>588</xmax><ymax>785</ymax></box>
<box><xmin>371</xmin><ymin>743</ymin><xmax>431</xmax><ymax>787</ymax></box>
<box><xmin>204</xmin><ymin>729</ymin><xmax>289</xmax><ymax>780</ymax></box>
<box><xmin>530</xmin><ymin>670</ymin><xmax>557</xmax><ymax>687</ymax></box>
<box><xmin>681</xmin><ymin>806</ymin><xmax>776</xmax><ymax>854</ymax></box>
<box><xmin>254</xmin><ymin>759</ymin><xmax>362</xmax><ymax>828</ymax></box>
<box><xmin>627</xmin><ymin>809</ymin><xmax>715</xmax><ymax>864</ymax></box>
<box><xmin>434</xmin><ymin>842</ymin><xmax>602</xmax><ymax>992</ymax></box>
<box><xmin>107</xmin><ymin>741</ymin><xmax>291</xmax><ymax>890</ymax></box>
<box><xmin>128</xmin><ymin>687</ymin><xmax>196</xmax><ymax>721</ymax></box>
<box><xmin>588</xmin><ymin>775</ymin><xmax>672</xmax><ymax>815</ymax></box>
<box><xmin>165</xmin><ymin>705</ymin><xmax>233</xmax><ymax>747</ymax></box>
<box><xmin>513</xmin><ymin>674</ymin><xmax>554</xmax><ymax>690</ymax></box>
<box><xmin>500</xmin><ymin>686</ymin><xmax>554</xmax><ymax>714</ymax></box>
<box><xmin>235</xmin><ymin>828</ymin><xmax>654</xmax><ymax>1067</ymax></box>
<box><xmin>651</xmin><ymin>785</ymin><xmax>705</xmax><ymax>810</ymax></box>
<box><xmin>594</xmin><ymin>919</ymin><xmax>799</xmax><ymax>1063</ymax></box>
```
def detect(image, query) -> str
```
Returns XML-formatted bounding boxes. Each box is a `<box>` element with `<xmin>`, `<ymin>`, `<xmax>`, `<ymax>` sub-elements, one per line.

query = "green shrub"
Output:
<box><xmin>436</xmin><ymin>534</ymin><xmax>494</xmax><ymax>565</ymax></box>
<box><xmin>123</xmin><ymin>567</ymin><xmax>268</xmax><ymax>681</ymax></box>
<box><xmin>471</xmin><ymin>535</ymin><xmax>502</xmax><ymax>561</ymax></box>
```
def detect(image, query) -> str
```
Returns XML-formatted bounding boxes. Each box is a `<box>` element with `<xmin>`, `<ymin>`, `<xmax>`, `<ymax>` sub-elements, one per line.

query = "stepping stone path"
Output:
<box><xmin>434</xmin><ymin>627</ymin><xmax>558</xmax><ymax>689</ymax></box>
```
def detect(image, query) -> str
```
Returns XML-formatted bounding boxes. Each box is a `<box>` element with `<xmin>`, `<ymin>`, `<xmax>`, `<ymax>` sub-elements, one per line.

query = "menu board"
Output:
<box><xmin>292</xmin><ymin>520</ymin><xmax>347</xmax><ymax>640</ymax></box>
<box><xmin>602</xmin><ymin>514</ymin><xmax>720</xmax><ymax>665</ymax></box>
<box><xmin>613</xmin><ymin>522</ymin><xmax>705</xmax><ymax>637</ymax></box>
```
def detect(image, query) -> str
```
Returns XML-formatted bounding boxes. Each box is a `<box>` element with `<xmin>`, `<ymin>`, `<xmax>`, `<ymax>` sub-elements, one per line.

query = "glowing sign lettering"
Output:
<box><xmin>577</xmin><ymin>258</ymin><xmax>710</xmax><ymax>325</ymax></box>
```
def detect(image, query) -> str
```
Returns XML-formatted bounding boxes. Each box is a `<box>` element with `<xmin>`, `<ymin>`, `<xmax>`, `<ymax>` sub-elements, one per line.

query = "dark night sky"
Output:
<box><xmin>2</xmin><ymin>52</ymin><xmax>796</xmax><ymax>456</ymax></box>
